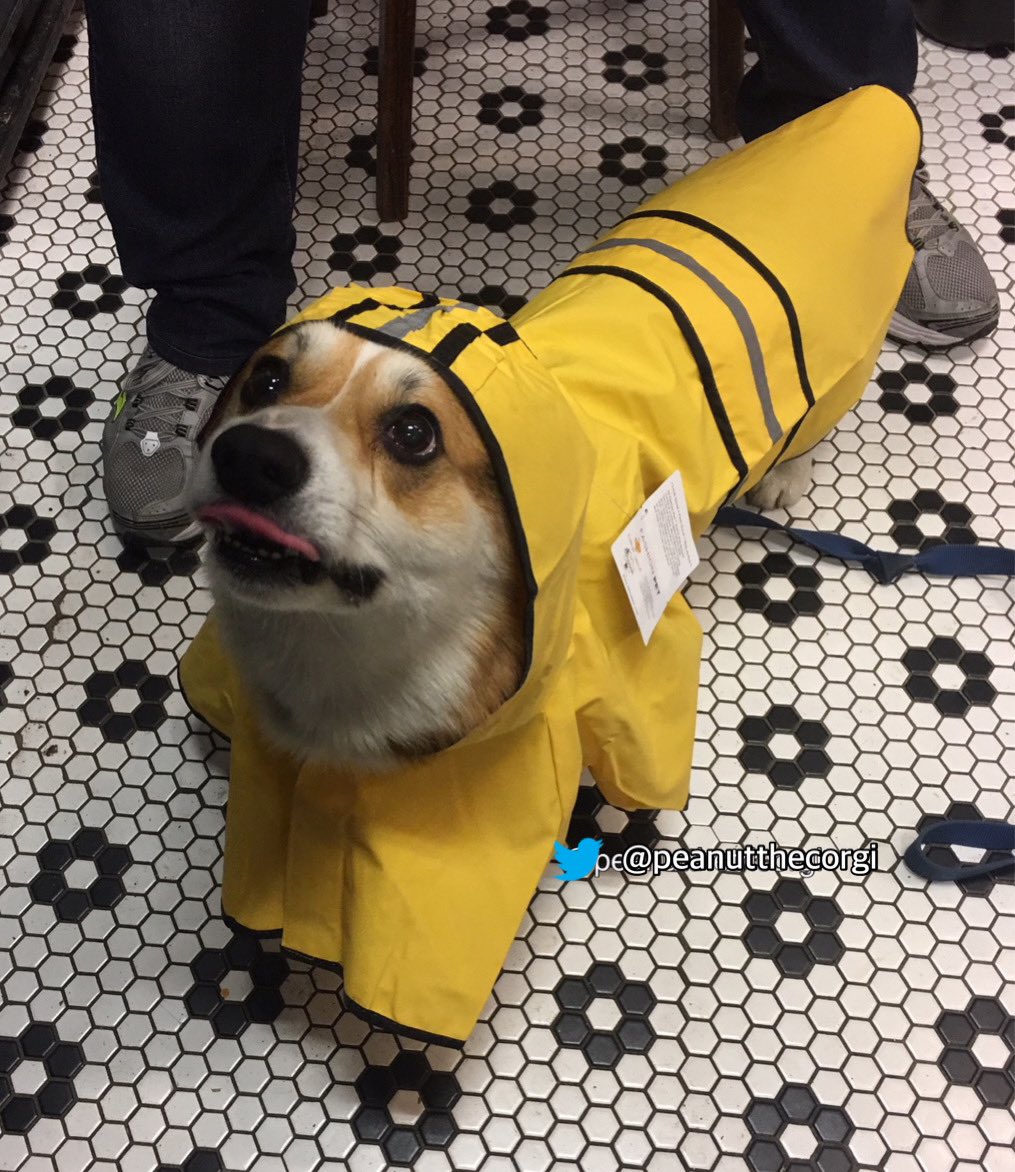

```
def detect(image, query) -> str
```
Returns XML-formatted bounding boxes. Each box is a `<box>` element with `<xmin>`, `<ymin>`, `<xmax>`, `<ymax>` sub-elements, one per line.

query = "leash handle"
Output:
<box><xmin>713</xmin><ymin>505</ymin><xmax>1015</xmax><ymax>584</ymax></box>
<box><xmin>903</xmin><ymin>820</ymin><xmax>1015</xmax><ymax>882</ymax></box>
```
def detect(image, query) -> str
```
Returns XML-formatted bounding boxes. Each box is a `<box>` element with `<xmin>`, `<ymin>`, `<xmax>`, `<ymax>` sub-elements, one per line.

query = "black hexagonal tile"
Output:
<box><xmin>77</xmin><ymin>660</ymin><xmax>171</xmax><ymax>742</ymax></box>
<box><xmin>478</xmin><ymin>86</ymin><xmax>544</xmax><ymax>134</ymax></box>
<box><xmin>599</xmin><ymin>136</ymin><xmax>668</xmax><ymax>186</ymax></box>
<box><xmin>50</xmin><ymin>263</ymin><xmax>128</xmax><ymax>319</ymax></box>
<box><xmin>736</xmin><ymin>554</ymin><xmax>824</xmax><ymax>626</ymax></box>
<box><xmin>178</xmin><ymin>1151</ymin><xmax>225</xmax><ymax>1172</ymax></box>
<box><xmin>362</xmin><ymin>44</ymin><xmax>428</xmax><ymax>79</ymax></box>
<box><xmin>877</xmin><ymin>363</ymin><xmax>958</xmax><ymax>423</ymax></box>
<box><xmin>0</xmin><ymin>504</ymin><xmax>57</xmax><ymax>574</ymax></box>
<box><xmin>390</xmin><ymin>1051</ymin><xmax>431</xmax><ymax>1092</ymax></box>
<box><xmin>422</xmin><ymin>1072</ymin><xmax>461</xmax><ymax>1111</ymax></box>
<box><xmin>12</xmin><ymin>375</ymin><xmax>94</xmax><ymax>440</ymax></box>
<box><xmin>777</xmin><ymin>1083</ymin><xmax>818</xmax><ymax>1124</ymax></box>
<box><xmin>552</xmin><ymin>1010</ymin><xmax>591</xmax><ymax>1047</ymax></box>
<box><xmin>746</xmin><ymin>1099</ymin><xmax>782</xmax><ymax>1137</ymax></box>
<box><xmin>116</xmin><ymin>543</ymin><xmax>200</xmax><ymax>586</ymax></box>
<box><xmin>567</xmin><ymin>777</ymin><xmax>659</xmax><ymax>855</ymax></box>
<box><xmin>979</xmin><ymin>105</ymin><xmax>1015</xmax><ymax>150</ymax></box>
<box><xmin>486</xmin><ymin>0</ymin><xmax>551</xmax><ymax>42</ymax></box>
<box><xmin>352</xmin><ymin>1105</ymin><xmax>391</xmax><ymax>1142</ymax></box>
<box><xmin>940</xmin><ymin>1046</ymin><xmax>978</xmax><ymax>1085</ymax></box>
<box><xmin>465</xmin><ymin>179</ymin><xmax>538</xmax><ymax>233</ymax></box>
<box><xmin>328</xmin><ymin>225</ymin><xmax>403</xmax><ymax>279</ymax></box>
<box><xmin>602</xmin><ymin>43</ymin><xmax>668</xmax><ymax>91</ymax></box>
<box><xmin>584</xmin><ymin>1030</ymin><xmax>623</xmax><ymax>1069</ymax></box>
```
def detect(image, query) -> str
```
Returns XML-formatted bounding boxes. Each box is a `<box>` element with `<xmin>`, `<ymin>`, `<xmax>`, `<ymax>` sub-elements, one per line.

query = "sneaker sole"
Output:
<box><xmin>112</xmin><ymin>513</ymin><xmax>205</xmax><ymax>550</ymax></box>
<box><xmin>887</xmin><ymin>310</ymin><xmax>999</xmax><ymax>350</ymax></box>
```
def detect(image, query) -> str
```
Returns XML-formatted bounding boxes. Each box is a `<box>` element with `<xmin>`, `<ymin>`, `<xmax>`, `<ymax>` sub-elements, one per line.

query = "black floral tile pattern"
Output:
<box><xmin>11</xmin><ymin>376</ymin><xmax>94</xmax><ymax>440</ymax></box>
<box><xmin>741</xmin><ymin>879</ymin><xmax>845</xmax><ymax>978</ymax></box>
<box><xmin>552</xmin><ymin>962</ymin><xmax>656</xmax><ymax>1068</ymax></box>
<box><xmin>0</xmin><ymin>1024</ymin><xmax>84</xmax><ymax>1134</ymax></box>
<box><xmin>185</xmin><ymin>933</ymin><xmax>289</xmax><ymax>1038</ymax></box>
<box><xmin>29</xmin><ymin>828</ymin><xmax>132</xmax><ymax>922</ymax></box>
<box><xmin>77</xmin><ymin>659</ymin><xmax>173</xmax><ymax>742</ymax></box>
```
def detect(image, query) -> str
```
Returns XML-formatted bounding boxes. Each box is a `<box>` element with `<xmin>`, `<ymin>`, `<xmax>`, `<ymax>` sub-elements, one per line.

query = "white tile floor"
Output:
<box><xmin>0</xmin><ymin>4</ymin><xmax>1013</xmax><ymax>1171</ymax></box>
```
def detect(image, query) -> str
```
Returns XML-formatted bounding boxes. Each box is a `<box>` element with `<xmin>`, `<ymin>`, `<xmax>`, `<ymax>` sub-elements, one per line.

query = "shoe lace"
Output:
<box><xmin>122</xmin><ymin>349</ymin><xmax>220</xmax><ymax>436</ymax></box>
<box><xmin>908</xmin><ymin>177</ymin><xmax>955</xmax><ymax>251</ymax></box>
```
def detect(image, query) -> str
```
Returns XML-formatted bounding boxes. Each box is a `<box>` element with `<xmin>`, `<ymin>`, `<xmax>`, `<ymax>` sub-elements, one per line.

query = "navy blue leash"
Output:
<box><xmin>903</xmin><ymin>821</ymin><xmax>1015</xmax><ymax>881</ymax></box>
<box><xmin>713</xmin><ymin>504</ymin><xmax>1015</xmax><ymax>585</ymax></box>
<box><xmin>713</xmin><ymin>504</ymin><xmax>1015</xmax><ymax>883</ymax></box>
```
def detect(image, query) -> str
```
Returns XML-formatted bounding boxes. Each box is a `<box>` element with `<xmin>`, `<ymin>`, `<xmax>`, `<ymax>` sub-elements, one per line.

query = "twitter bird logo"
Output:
<box><xmin>553</xmin><ymin>838</ymin><xmax>603</xmax><ymax>881</ymax></box>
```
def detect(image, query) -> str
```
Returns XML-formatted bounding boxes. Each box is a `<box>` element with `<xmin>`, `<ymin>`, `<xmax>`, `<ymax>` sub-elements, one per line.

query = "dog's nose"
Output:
<box><xmin>211</xmin><ymin>423</ymin><xmax>309</xmax><ymax>505</ymax></box>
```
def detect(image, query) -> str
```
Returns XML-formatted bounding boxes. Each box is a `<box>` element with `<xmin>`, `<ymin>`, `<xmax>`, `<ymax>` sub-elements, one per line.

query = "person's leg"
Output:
<box><xmin>85</xmin><ymin>0</ymin><xmax>311</xmax><ymax>545</ymax></box>
<box><xmin>735</xmin><ymin>0</ymin><xmax>918</xmax><ymax>141</ymax></box>
<box><xmin>734</xmin><ymin>0</ymin><xmax>999</xmax><ymax>350</ymax></box>
<box><xmin>86</xmin><ymin>0</ymin><xmax>311</xmax><ymax>376</ymax></box>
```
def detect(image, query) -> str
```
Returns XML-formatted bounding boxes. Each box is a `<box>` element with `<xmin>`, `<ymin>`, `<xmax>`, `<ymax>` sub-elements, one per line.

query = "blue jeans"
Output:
<box><xmin>84</xmin><ymin>0</ymin><xmax>917</xmax><ymax>376</ymax></box>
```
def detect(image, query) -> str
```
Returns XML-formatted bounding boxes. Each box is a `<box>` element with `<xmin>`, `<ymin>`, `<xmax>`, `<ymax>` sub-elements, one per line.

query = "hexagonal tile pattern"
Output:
<box><xmin>735</xmin><ymin>552</ymin><xmax>824</xmax><ymax>625</ymax></box>
<box><xmin>936</xmin><ymin>997</ymin><xmax>1015</xmax><ymax>1108</ymax></box>
<box><xmin>0</xmin><ymin>504</ymin><xmax>57</xmax><ymax>573</ymax></box>
<box><xmin>0</xmin><ymin>1023</ymin><xmax>84</xmax><ymax>1134</ymax></box>
<box><xmin>551</xmin><ymin>961</ymin><xmax>657</xmax><ymax>1069</ymax></box>
<box><xmin>77</xmin><ymin>658</ymin><xmax>173</xmax><ymax>742</ymax></box>
<box><xmin>876</xmin><ymin>361</ymin><xmax>958</xmax><ymax>423</ymax></box>
<box><xmin>738</xmin><ymin>704</ymin><xmax>832</xmax><ymax>790</ymax></box>
<box><xmin>184</xmin><ymin>933</ymin><xmax>290</xmax><ymax>1038</ymax></box>
<box><xmin>901</xmin><ymin>636</ymin><xmax>996</xmax><ymax>717</ymax></box>
<box><xmin>745</xmin><ymin>1084</ymin><xmax>857</xmax><ymax>1172</ymax></box>
<box><xmin>351</xmin><ymin>1051</ymin><xmax>461</xmax><ymax>1165</ymax></box>
<box><xmin>741</xmin><ymin>878</ymin><xmax>846</xmax><ymax>977</ymax></box>
<box><xmin>888</xmin><ymin>489</ymin><xmax>978</xmax><ymax>551</ymax></box>
<box><xmin>567</xmin><ymin>776</ymin><xmax>660</xmax><ymax>853</ymax></box>
<box><xmin>979</xmin><ymin>103</ymin><xmax>1014</xmax><ymax>149</ymax></box>
<box><xmin>49</xmin><ymin>262</ymin><xmax>129</xmax><ymax>320</ymax></box>
<box><xmin>11</xmin><ymin>375</ymin><xmax>94</xmax><ymax>440</ymax></box>
<box><xmin>28</xmin><ymin>827</ymin><xmax>133</xmax><ymax>922</ymax></box>
<box><xmin>0</xmin><ymin>5</ymin><xmax>1013</xmax><ymax>1172</ymax></box>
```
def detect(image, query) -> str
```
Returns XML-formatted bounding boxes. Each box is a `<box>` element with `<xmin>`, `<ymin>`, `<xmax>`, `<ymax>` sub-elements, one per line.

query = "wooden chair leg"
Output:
<box><xmin>376</xmin><ymin>0</ymin><xmax>417</xmax><ymax>222</ymax></box>
<box><xmin>709</xmin><ymin>0</ymin><xmax>744</xmax><ymax>141</ymax></box>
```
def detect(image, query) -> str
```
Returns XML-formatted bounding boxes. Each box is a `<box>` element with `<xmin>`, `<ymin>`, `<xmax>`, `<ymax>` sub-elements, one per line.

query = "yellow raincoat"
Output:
<box><xmin>180</xmin><ymin>87</ymin><xmax>919</xmax><ymax>1044</ymax></box>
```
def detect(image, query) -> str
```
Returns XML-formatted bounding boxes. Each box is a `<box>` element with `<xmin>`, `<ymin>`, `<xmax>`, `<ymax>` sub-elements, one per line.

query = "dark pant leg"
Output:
<box><xmin>734</xmin><ymin>0</ymin><xmax>919</xmax><ymax>141</ymax></box>
<box><xmin>85</xmin><ymin>0</ymin><xmax>312</xmax><ymax>376</ymax></box>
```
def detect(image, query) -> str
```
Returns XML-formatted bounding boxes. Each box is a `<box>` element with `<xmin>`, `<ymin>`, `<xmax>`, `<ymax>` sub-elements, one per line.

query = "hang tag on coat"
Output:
<box><xmin>611</xmin><ymin>470</ymin><xmax>699</xmax><ymax>644</ymax></box>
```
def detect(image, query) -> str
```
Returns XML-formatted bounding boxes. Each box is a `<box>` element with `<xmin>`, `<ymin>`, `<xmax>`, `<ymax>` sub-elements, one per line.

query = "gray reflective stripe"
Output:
<box><xmin>585</xmin><ymin>237</ymin><xmax>783</xmax><ymax>442</ymax></box>
<box><xmin>375</xmin><ymin>301</ymin><xmax>485</xmax><ymax>341</ymax></box>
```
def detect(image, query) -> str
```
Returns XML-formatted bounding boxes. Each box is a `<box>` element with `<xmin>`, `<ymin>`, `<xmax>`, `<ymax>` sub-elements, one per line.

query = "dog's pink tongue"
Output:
<box><xmin>197</xmin><ymin>502</ymin><xmax>321</xmax><ymax>562</ymax></box>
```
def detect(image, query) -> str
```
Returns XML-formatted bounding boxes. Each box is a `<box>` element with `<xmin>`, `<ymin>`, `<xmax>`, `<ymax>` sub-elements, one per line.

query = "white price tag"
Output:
<box><xmin>611</xmin><ymin>470</ymin><xmax>699</xmax><ymax>645</ymax></box>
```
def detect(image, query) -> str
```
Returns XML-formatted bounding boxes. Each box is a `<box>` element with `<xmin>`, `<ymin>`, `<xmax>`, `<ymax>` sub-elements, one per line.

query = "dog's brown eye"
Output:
<box><xmin>242</xmin><ymin>355</ymin><xmax>290</xmax><ymax>408</ymax></box>
<box><xmin>382</xmin><ymin>407</ymin><xmax>442</xmax><ymax>465</ymax></box>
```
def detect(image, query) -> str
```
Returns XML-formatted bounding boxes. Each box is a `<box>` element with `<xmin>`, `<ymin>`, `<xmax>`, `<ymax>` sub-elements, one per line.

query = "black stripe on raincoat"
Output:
<box><xmin>557</xmin><ymin>263</ymin><xmax>750</xmax><ymax>491</ymax></box>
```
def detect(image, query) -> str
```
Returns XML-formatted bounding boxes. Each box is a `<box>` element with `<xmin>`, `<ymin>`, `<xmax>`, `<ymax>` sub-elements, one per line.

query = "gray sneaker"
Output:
<box><xmin>888</xmin><ymin>176</ymin><xmax>1000</xmax><ymax>349</ymax></box>
<box><xmin>102</xmin><ymin>346</ymin><xmax>227</xmax><ymax>546</ymax></box>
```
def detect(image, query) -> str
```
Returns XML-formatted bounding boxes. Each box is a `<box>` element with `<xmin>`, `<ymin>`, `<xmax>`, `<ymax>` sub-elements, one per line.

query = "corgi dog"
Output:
<box><xmin>188</xmin><ymin>313</ymin><xmax>813</xmax><ymax>772</ymax></box>
<box><xmin>186</xmin><ymin>319</ymin><xmax>529</xmax><ymax>770</ymax></box>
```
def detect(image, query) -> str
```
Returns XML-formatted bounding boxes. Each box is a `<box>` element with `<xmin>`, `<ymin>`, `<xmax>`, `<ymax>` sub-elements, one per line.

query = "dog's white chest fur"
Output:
<box><xmin>214</xmin><ymin>596</ymin><xmax>483</xmax><ymax>768</ymax></box>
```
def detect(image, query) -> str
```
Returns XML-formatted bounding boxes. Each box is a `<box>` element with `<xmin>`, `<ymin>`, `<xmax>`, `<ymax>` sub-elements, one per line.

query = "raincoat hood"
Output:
<box><xmin>180</xmin><ymin>86</ymin><xmax>920</xmax><ymax>1043</ymax></box>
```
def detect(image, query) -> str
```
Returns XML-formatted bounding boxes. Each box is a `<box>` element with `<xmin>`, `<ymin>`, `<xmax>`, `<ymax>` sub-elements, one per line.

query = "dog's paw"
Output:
<box><xmin>746</xmin><ymin>452</ymin><xmax>814</xmax><ymax>511</ymax></box>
